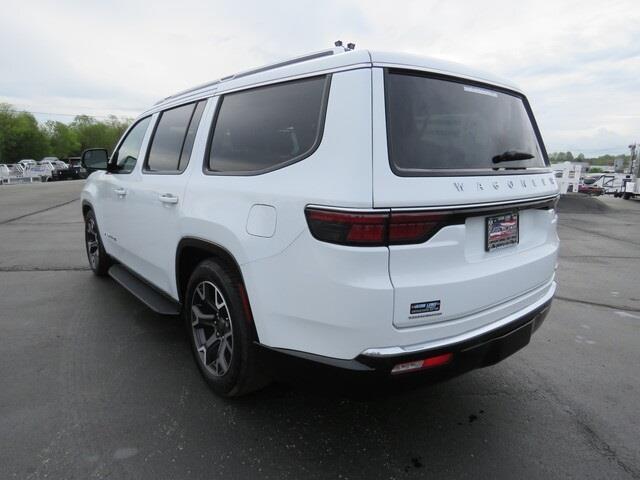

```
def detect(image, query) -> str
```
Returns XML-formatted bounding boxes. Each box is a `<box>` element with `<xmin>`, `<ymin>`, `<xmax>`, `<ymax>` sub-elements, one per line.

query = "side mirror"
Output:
<box><xmin>81</xmin><ymin>148</ymin><xmax>109</xmax><ymax>173</ymax></box>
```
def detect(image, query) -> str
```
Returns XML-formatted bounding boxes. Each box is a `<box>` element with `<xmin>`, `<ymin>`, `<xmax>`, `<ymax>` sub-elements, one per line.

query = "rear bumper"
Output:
<box><xmin>258</xmin><ymin>296</ymin><xmax>552</xmax><ymax>383</ymax></box>
<box><xmin>245</xmin><ymin>221</ymin><xmax>557</xmax><ymax>360</ymax></box>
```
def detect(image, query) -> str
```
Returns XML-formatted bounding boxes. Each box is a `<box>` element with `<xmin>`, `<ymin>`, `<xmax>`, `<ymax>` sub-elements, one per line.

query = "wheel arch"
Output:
<box><xmin>175</xmin><ymin>237</ymin><xmax>259</xmax><ymax>340</ymax></box>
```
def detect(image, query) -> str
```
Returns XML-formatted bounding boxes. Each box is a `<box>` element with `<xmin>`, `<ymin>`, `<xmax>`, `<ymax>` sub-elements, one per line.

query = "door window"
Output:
<box><xmin>145</xmin><ymin>101</ymin><xmax>206</xmax><ymax>173</ymax></box>
<box><xmin>112</xmin><ymin>117</ymin><xmax>152</xmax><ymax>174</ymax></box>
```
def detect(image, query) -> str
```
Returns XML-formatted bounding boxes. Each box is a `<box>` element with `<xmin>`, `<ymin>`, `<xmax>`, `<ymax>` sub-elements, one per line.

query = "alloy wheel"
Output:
<box><xmin>191</xmin><ymin>281</ymin><xmax>234</xmax><ymax>376</ymax></box>
<box><xmin>86</xmin><ymin>217</ymin><xmax>100</xmax><ymax>269</ymax></box>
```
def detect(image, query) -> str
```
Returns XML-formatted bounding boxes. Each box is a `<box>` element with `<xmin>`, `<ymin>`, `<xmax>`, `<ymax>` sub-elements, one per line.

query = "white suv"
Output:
<box><xmin>81</xmin><ymin>47</ymin><xmax>559</xmax><ymax>396</ymax></box>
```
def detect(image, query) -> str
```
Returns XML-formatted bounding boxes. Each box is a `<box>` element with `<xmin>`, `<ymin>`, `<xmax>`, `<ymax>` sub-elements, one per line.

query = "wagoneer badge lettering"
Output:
<box><xmin>453</xmin><ymin>176</ymin><xmax>557</xmax><ymax>194</ymax></box>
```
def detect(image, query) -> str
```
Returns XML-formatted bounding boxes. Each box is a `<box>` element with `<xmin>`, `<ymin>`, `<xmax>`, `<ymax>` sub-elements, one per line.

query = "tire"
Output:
<box><xmin>184</xmin><ymin>259</ymin><xmax>267</xmax><ymax>397</ymax></box>
<box><xmin>623</xmin><ymin>193</ymin><xmax>632</xmax><ymax>200</ymax></box>
<box><xmin>84</xmin><ymin>210</ymin><xmax>111</xmax><ymax>276</ymax></box>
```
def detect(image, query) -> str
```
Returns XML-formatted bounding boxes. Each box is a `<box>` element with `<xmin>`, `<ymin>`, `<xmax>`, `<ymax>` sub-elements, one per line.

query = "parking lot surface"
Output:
<box><xmin>1</xmin><ymin>182</ymin><xmax>639</xmax><ymax>479</ymax></box>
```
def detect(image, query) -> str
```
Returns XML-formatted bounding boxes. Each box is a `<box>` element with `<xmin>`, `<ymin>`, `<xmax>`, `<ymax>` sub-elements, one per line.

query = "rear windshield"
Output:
<box><xmin>385</xmin><ymin>70</ymin><xmax>547</xmax><ymax>175</ymax></box>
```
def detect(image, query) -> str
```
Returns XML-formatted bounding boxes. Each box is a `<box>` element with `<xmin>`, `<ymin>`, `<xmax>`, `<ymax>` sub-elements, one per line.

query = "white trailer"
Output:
<box><xmin>619</xmin><ymin>143</ymin><xmax>639</xmax><ymax>200</ymax></box>
<box><xmin>17</xmin><ymin>159</ymin><xmax>49</xmax><ymax>182</ymax></box>
<box><xmin>0</xmin><ymin>164</ymin><xmax>37</xmax><ymax>184</ymax></box>
<box><xmin>583</xmin><ymin>173</ymin><xmax>626</xmax><ymax>194</ymax></box>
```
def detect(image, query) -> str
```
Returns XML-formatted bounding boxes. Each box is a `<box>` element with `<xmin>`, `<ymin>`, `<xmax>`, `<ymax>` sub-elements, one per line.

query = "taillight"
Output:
<box><xmin>388</xmin><ymin>212</ymin><xmax>449</xmax><ymax>245</ymax></box>
<box><xmin>304</xmin><ymin>209</ymin><xmax>388</xmax><ymax>246</ymax></box>
<box><xmin>305</xmin><ymin>207</ymin><xmax>451</xmax><ymax>246</ymax></box>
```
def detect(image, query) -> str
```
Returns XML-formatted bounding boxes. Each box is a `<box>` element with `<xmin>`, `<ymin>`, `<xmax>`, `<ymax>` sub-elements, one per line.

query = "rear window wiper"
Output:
<box><xmin>492</xmin><ymin>150</ymin><xmax>534</xmax><ymax>164</ymax></box>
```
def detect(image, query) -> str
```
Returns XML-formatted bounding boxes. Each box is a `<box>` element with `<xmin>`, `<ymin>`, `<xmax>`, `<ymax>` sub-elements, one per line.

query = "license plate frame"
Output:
<box><xmin>485</xmin><ymin>212</ymin><xmax>519</xmax><ymax>251</ymax></box>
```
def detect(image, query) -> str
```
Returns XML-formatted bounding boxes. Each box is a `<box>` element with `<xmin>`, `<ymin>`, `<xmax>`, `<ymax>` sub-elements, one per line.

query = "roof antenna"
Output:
<box><xmin>334</xmin><ymin>40</ymin><xmax>355</xmax><ymax>51</ymax></box>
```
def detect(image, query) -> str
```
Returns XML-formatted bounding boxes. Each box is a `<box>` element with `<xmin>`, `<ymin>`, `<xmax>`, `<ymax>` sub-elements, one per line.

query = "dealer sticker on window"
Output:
<box><xmin>486</xmin><ymin>212</ymin><xmax>519</xmax><ymax>251</ymax></box>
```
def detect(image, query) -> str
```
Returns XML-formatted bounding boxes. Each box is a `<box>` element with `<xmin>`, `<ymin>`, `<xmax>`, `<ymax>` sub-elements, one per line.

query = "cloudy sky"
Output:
<box><xmin>1</xmin><ymin>0</ymin><xmax>639</xmax><ymax>155</ymax></box>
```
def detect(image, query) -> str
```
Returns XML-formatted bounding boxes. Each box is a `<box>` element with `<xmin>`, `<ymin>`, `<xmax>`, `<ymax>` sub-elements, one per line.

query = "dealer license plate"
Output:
<box><xmin>486</xmin><ymin>212</ymin><xmax>519</xmax><ymax>251</ymax></box>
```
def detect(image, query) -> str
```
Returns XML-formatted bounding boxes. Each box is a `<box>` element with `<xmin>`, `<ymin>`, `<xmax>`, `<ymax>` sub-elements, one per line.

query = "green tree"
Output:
<box><xmin>0</xmin><ymin>103</ymin><xmax>132</xmax><ymax>163</ymax></box>
<box><xmin>71</xmin><ymin>114</ymin><xmax>131</xmax><ymax>155</ymax></box>
<box><xmin>0</xmin><ymin>103</ymin><xmax>49</xmax><ymax>163</ymax></box>
<box><xmin>552</xmin><ymin>152</ymin><xmax>567</xmax><ymax>163</ymax></box>
<box><xmin>43</xmin><ymin>121</ymin><xmax>80</xmax><ymax>158</ymax></box>
<box><xmin>548</xmin><ymin>151</ymin><xmax>631</xmax><ymax>169</ymax></box>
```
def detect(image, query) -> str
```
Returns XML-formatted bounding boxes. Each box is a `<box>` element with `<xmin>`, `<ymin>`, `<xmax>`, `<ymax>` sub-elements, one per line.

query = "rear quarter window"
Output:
<box><xmin>207</xmin><ymin>75</ymin><xmax>330</xmax><ymax>175</ymax></box>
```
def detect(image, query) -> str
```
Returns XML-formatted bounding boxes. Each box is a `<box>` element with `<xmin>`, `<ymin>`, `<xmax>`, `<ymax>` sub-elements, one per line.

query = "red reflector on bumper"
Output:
<box><xmin>390</xmin><ymin>353</ymin><xmax>453</xmax><ymax>374</ymax></box>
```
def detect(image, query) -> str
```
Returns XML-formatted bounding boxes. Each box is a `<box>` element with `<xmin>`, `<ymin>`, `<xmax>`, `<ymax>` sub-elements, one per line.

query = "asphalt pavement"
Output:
<box><xmin>1</xmin><ymin>182</ymin><xmax>639</xmax><ymax>479</ymax></box>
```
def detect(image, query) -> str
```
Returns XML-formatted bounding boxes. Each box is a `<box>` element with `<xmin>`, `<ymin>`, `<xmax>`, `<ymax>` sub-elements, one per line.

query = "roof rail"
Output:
<box><xmin>155</xmin><ymin>46</ymin><xmax>347</xmax><ymax>106</ymax></box>
<box><xmin>233</xmin><ymin>48</ymin><xmax>340</xmax><ymax>80</ymax></box>
<box><xmin>154</xmin><ymin>79</ymin><xmax>222</xmax><ymax>105</ymax></box>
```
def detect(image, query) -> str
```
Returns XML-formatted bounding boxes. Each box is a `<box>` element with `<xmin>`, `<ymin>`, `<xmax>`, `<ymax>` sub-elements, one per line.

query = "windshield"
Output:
<box><xmin>385</xmin><ymin>70</ymin><xmax>547</xmax><ymax>175</ymax></box>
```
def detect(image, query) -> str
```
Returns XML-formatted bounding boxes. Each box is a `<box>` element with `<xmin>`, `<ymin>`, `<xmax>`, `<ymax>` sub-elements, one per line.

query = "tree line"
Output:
<box><xmin>549</xmin><ymin>151</ymin><xmax>630</xmax><ymax>167</ymax></box>
<box><xmin>0</xmin><ymin>103</ymin><xmax>132</xmax><ymax>164</ymax></box>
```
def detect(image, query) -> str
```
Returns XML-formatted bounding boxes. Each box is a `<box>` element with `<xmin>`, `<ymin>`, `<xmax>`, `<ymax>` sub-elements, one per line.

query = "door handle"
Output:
<box><xmin>114</xmin><ymin>188</ymin><xmax>127</xmax><ymax>196</ymax></box>
<box><xmin>158</xmin><ymin>193</ymin><xmax>179</xmax><ymax>204</ymax></box>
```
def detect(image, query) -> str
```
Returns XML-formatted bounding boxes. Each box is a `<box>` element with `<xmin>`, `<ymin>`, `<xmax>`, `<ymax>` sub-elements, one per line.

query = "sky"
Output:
<box><xmin>1</xmin><ymin>0</ymin><xmax>639</xmax><ymax>156</ymax></box>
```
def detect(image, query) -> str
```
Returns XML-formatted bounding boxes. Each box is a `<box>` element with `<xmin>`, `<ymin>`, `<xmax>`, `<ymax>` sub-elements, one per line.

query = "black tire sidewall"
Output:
<box><xmin>184</xmin><ymin>260</ymin><xmax>255</xmax><ymax>396</ymax></box>
<box><xmin>84</xmin><ymin>210</ymin><xmax>110</xmax><ymax>276</ymax></box>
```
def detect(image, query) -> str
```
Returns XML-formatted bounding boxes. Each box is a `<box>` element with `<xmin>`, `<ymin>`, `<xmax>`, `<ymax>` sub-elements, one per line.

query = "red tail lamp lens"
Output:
<box><xmin>305</xmin><ymin>209</ymin><xmax>388</xmax><ymax>246</ymax></box>
<box><xmin>391</xmin><ymin>352</ymin><xmax>453</xmax><ymax>374</ymax></box>
<box><xmin>422</xmin><ymin>352</ymin><xmax>453</xmax><ymax>367</ymax></box>
<box><xmin>305</xmin><ymin>208</ymin><xmax>451</xmax><ymax>246</ymax></box>
<box><xmin>388</xmin><ymin>212</ymin><xmax>448</xmax><ymax>244</ymax></box>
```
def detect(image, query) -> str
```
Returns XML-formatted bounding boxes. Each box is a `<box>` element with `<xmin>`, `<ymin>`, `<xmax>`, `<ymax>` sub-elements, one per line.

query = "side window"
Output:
<box><xmin>207</xmin><ymin>75</ymin><xmax>329</xmax><ymax>174</ymax></box>
<box><xmin>145</xmin><ymin>100</ymin><xmax>206</xmax><ymax>173</ymax></box>
<box><xmin>113</xmin><ymin>117</ymin><xmax>151</xmax><ymax>174</ymax></box>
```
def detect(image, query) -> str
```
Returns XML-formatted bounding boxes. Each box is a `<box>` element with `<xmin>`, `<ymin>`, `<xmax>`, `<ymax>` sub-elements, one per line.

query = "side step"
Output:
<box><xmin>108</xmin><ymin>264</ymin><xmax>181</xmax><ymax>316</ymax></box>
